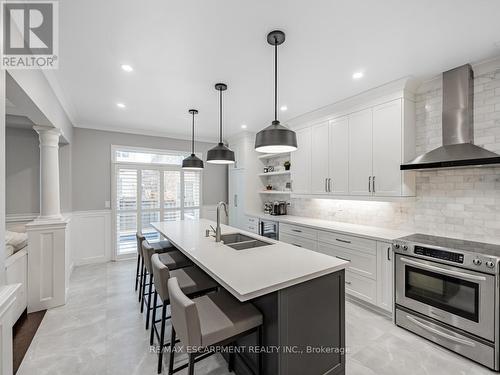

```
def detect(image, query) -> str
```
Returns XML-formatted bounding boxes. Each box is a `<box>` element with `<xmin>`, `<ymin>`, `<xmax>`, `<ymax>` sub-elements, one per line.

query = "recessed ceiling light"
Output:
<box><xmin>352</xmin><ymin>71</ymin><xmax>364</xmax><ymax>80</ymax></box>
<box><xmin>121</xmin><ymin>64</ymin><xmax>133</xmax><ymax>72</ymax></box>
<box><xmin>116</xmin><ymin>103</ymin><xmax>126</xmax><ymax>109</ymax></box>
<box><xmin>280</xmin><ymin>105</ymin><xmax>288</xmax><ymax>111</ymax></box>
<box><xmin>241</xmin><ymin>124</ymin><xmax>247</xmax><ymax>129</ymax></box>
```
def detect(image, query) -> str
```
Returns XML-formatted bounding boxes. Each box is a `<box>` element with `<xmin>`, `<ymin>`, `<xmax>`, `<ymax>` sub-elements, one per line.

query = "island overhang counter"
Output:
<box><xmin>152</xmin><ymin>219</ymin><xmax>349</xmax><ymax>375</ymax></box>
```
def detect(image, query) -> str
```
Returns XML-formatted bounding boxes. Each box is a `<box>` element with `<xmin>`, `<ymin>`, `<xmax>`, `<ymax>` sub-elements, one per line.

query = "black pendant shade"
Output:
<box><xmin>207</xmin><ymin>83</ymin><xmax>235</xmax><ymax>164</ymax></box>
<box><xmin>255</xmin><ymin>30</ymin><xmax>297</xmax><ymax>153</ymax></box>
<box><xmin>182</xmin><ymin>109</ymin><xmax>204</xmax><ymax>170</ymax></box>
<box><xmin>206</xmin><ymin>143</ymin><xmax>235</xmax><ymax>164</ymax></box>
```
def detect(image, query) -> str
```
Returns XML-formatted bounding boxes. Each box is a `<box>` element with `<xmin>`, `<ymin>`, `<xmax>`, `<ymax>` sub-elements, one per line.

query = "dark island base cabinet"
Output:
<box><xmin>224</xmin><ymin>270</ymin><xmax>346</xmax><ymax>375</ymax></box>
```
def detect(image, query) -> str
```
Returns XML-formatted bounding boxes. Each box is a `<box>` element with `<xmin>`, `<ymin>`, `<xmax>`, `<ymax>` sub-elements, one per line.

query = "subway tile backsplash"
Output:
<box><xmin>290</xmin><ymin>64</ymin><xmax>500</xmax><ymax>244</ymax></box>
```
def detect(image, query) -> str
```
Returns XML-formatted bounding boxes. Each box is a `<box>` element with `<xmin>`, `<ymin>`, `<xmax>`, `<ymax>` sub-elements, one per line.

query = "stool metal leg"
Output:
<box><xmin>150</xmin><ymin>290</ymin><xmax>158</xmax><ymax>345</ymax></box>
<box><xmin>146</xmin><ymin>274</ymin><xmax>153</xmax><ymax>329</ymax></box>
<box><xmin>188</xmin><ymin>353</ymin><xmax>195</xmax><ymax>375</ymax></box>
<box><xmin>158</xmin><ymin>304</ymin><xmax>167</xmax><ymax>374</ymax></box>
<box><xmin>135</xmin><ymin>253</ymin><xmax>141</xmax><ymax>291</ymax></box>
<box><xmin>258</xmin><ymin>326</ymin><xmax>263</xmax><ymax>375</ymax></box>
<box><xmin>228</xmin><ymin>343</ymin><xmax>235</xmax><ymax>372</ymax></box>
<box><xmin>140</xmin><ymin>268</ymin><xmax>147</xmax><ymax>313</ymax></box>
<box><xmin>139</xmin><ymin>264</ymin><xmax>146</xmax><ymax>304</ymax></box>
<box><xmin>168</xmin><ymin>327</ymin><xmax>176</xmax><ymax>375</ymax></box>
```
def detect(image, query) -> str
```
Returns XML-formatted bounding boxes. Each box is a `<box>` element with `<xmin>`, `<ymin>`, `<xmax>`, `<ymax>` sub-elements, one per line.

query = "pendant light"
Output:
<box><xmin>255</xmin><ymin>30</ymin><xmax>297</xmax><ymax>153</ymax></box>
<box><xmin>182</xmin><ymin>109</ymin><xmax>204</xmax><ymax>170</ymax></box>
<box><xmin>207</xmin><ymin>83</ymin><xmax>235</xmax><ymax>164</ymax></box>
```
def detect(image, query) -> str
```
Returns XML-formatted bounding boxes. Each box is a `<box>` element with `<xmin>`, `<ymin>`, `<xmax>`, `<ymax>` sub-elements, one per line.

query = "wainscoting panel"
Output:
<box><xmin>70</xmin><ymin>210</ymin><xmax>111</xmax><ymax>266</ymax></box>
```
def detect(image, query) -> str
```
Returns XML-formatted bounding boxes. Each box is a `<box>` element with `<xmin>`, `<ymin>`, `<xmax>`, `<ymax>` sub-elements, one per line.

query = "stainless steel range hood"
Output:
<box><xmin>401</xmin><ymin>64</ymin><xmax>500</xmax><ymax>170</ymax></box>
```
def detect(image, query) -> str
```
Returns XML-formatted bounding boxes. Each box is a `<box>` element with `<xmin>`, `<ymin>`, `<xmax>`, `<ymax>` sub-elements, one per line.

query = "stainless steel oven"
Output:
<box><xmin>393</xmin><ymin>234</ymin><xmax>500</xmax><ymax>371</ymax></box>
<box><xmin>395</xmin><ymin>254</ymin><xmax>496</xmax><ymax>341</ymax></box>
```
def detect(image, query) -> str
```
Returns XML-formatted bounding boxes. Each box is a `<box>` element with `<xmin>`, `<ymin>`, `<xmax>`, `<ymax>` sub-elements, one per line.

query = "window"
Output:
<box><xmin>112</xmin><ymin>146</ymin><xmax>202</xmax><ymax>258</ymax></box>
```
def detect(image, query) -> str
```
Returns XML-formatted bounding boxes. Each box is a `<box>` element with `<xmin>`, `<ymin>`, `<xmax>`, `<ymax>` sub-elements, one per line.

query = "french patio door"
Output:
<box><xmin>113</xmin><ymin>164</ymin><xmax>201</xmax><ymax>259</ymax></box>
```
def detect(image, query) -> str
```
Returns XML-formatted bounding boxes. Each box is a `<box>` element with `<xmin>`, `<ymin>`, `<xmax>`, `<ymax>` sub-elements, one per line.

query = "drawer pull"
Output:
<box><xmin>345</xmin><ymin>281</ymin><xmax>352</xmax><ymax>285</ymax></box>
<box><xmin>336</xmin><ymin>256</ymin><xmax>351</xmax><ymax>262</ymax></box>
<box><xmin>291</xmin><ymin>229</ymin><xmax>302</xmax><ymax>233</ymax></box>
<box><xmin>292</xmin><ymin>243</ymin><xmax>302</xmax><ymax>247</ymax></box>
<box><xmin>336</xmin><ymin>238</ymin><xmax>351</xmax><ymax>244</ymax></box>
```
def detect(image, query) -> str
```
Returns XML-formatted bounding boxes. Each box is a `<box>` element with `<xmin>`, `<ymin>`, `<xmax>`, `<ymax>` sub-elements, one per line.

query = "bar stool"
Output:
<box><xmin>150</xmin><ymin>254</ymin><xmax>219</xmax><ymax>373</ymax></box>
<box><xmin>141</xmin><ymin>240</ymin><xmax>192</xmax><ymax>327</ymax></box>
<box><xmin>136</xmin><ymin>232</ymin><xmax>176</xmax><ymax>297</ymax></box>
<box><xmin>167</xmin><ymin>277</ymin><xmax>264</xmax><ymax>375</ymax></box>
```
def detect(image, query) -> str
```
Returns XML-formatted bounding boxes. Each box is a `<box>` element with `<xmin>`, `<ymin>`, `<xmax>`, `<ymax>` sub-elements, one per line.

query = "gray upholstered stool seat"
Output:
<box><xmin>136</xmin><ymin>233</ymin><xmax>176</xmax><ymax>296</ymax></box>
<box><xmin>167</xmin><ymin>277</ymin><xmax>263</xmax><ymax>375</ymax></box>
<box><xmin>155</xmin><ymin>239</ymin><xmax>175</xmax><ymax>252</ymax></box>
<box><xmin>151</xmin><ymin>254</ymin><xmax>219</xmax><ymax>373</ymax></box>
<box><xmin>141</xmin><ymin>241</ymin><xmax>193</xmax><ymax>328</ymax></box>
<box><xmin>158</xmin><ymin>250</ymin><xmax>192</xmax><ymax>270</ymax></box>
<box><xmin>169</xmin><ymin>266</ymin><xmax>218</xmax><ymax>297</ymax></box>
<box><xmin>195</xmin><ymin>291</ymin><xmax>263</xmax><ymax>347</ymax></box>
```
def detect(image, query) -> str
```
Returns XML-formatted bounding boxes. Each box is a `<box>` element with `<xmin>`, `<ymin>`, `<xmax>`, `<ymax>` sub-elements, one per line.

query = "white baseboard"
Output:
<box><xmin>70</xmin><ymin>209</ymin><xmax>112</xmax><ymax>266</ymax></box>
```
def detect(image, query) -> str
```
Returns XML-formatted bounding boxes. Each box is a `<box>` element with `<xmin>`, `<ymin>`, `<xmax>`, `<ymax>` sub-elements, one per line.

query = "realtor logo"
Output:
<box><xmin>1</xmin><ymin>1</ymin><xmax>58</xmax><ymax>69</ymax></box>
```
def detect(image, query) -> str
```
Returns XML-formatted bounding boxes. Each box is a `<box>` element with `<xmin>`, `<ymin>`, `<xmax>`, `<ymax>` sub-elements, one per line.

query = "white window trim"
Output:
<box><xmin>111</xmin><ymin>144</ymin><xmax>202</xmax><ymax>165</ymax></box>
<box><xmin>111</xmin><ymin>145</ymin><xmax>204</xmax><ymax>260</ymax></box>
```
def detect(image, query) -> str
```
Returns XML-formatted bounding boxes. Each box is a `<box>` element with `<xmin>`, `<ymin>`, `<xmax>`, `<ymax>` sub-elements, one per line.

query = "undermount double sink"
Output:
<box><xmin>219</xmin><ymin>233</ymin><xmax>273</xmax><ymax>250</ymax></box>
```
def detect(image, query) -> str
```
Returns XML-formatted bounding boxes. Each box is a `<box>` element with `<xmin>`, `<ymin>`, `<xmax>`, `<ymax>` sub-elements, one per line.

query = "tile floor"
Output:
<box><xmin>17</xmin><ymin>261</ymin><xmax>497</xmax><ymax>375</ymax></box>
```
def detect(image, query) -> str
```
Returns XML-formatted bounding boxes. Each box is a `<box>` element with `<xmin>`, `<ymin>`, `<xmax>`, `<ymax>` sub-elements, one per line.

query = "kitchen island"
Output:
<box><xmin>152</xmin><ymin>219</ymin><xmax>349</xmax><ymax>375</ymax></box>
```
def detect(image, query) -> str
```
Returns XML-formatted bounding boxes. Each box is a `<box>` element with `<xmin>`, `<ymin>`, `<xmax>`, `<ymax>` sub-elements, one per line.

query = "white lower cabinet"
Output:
<box><xmin>345</xmin><ymin>271</ymin><xmax>377</xmax><ymax>305</ymax></box>
<box><xmin>376</xmin><ymin>241</ymin><xmax>394</xmax><ymax>313</ymax></box>
<box><xmin>245</xmin><ymin>216</ymin><xmax>259</xmax><ymax>234</ymax></box>
<box><xmin>279</xmin><ymin>232</ymin><xmax>317</xmax><ymax>251</ymax></box>
<box><xmin>280</xmin><ymin>222</ymin><xmax>394</xmax><ymax>314</ymax></box>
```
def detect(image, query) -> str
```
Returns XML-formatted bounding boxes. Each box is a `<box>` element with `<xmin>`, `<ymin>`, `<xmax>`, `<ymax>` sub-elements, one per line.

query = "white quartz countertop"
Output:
<box><xmin>152</xmin><ymin>219</ymin><xmax>349</xmax><ymax>302</ymax></box>
<box><xmin>247</xmin><ymin>213</ymin><xmax>414</xmax><ymax>242</ymax></box>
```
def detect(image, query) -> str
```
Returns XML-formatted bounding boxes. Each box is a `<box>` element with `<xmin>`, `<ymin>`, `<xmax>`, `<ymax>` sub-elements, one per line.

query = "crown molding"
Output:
<box><xmin>74</xmin><ymin>123</ymin><xmax>220</xmax><ymax>144</ymax></box>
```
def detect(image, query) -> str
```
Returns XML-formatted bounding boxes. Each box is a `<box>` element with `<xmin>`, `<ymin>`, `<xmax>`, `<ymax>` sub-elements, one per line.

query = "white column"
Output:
<box><xmin>33</xmin><ymin>126</ymin><xmax>62</xmax><ymax>221</ymax></box>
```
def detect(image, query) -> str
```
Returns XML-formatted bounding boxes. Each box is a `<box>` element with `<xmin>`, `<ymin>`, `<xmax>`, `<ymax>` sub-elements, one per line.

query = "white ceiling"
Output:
<box><xmin>53</xmin><ymin>0</ymin><xmax>500</xmax><ymax>141</ymax></box>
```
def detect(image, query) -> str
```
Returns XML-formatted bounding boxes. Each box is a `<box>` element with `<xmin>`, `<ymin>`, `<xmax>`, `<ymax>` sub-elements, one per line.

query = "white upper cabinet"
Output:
<box><xmin>291</xmin><ymin>127</ymin><xmax>312</xmax><ymax>194</ymax></box>
<box><xmin>311</xmin><ymin>122</ymin><xmax>330</xmax><ymax>194</ymax></box>
<box><xmin>372</xmin><ymin>99</ymin><xmax>403</xmax><ymax>196</ymax></box>
<box><xmin>329</xmin><ymin>117</ymin><xmax>349</xmax><ymax>195</ymax></box>
<box><xmin>288</xmin><ymin>80</ymin><xmax>416</xmax><ymax>199</ymax></box>
<box><xmin>348</xmin><ymin>109</ymin><xmax>373</xmax><ymax>196</ymax></box>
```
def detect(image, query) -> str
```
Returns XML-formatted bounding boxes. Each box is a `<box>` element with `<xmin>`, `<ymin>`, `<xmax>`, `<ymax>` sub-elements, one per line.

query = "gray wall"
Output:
<box><xmin>6</xmin><ymin>127</ymin><xmax>40</xmax><ymax>215</ymax></box>
<box><xmin>72</xmin><ymin>128</ymin><xmax>227</xmax><ymax>211</ymax></box>
<box><xmin>6</xmin><ymin>127</ymin><xmax>73</xmax><ymax>215</ymax></box>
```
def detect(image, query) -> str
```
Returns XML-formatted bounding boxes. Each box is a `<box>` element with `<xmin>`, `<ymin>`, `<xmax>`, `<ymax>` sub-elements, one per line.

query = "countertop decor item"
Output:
<box><xmin>207</xmin><ymin>83</ymin><xmax>235</xmax><ymax>164</ymax></box>
<box><xmin>182</xmin><ymin>109</ymin><xmax>204</xmax><ymax>170</ymax></box>
<box><xmin>284</xmin><ymin>161</ymin><xmax>291</xmax><ymax>170</ymax></box>
<box><xmin>255</xmin><ymin>30</ymin><xmax>297</xmax><ymax>153</ymax></box>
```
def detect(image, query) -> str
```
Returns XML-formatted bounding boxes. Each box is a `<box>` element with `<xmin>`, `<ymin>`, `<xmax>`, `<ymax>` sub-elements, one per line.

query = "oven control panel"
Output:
<box><xmin>392</xmin><ymin>239</ymin><xmax>499</xmax><ymax>274</ymax></box>
<box><xmin>414</xmin><ymin>246</ymin><xmax>464</xmax><ymax>263</ymax></box>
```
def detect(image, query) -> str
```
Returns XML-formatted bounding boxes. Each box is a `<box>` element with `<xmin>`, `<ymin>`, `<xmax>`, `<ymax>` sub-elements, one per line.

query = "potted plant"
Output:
<box><xmin>284</xmin><ymin>161</ymin><xmax>291</xmax><ymax>171</ymax></box>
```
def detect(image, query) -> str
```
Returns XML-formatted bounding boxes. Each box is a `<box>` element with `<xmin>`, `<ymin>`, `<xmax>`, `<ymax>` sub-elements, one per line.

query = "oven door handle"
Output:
<box><xmin>406</xmin><ymin>315</ymin><xmax>476</xmax><ymax>347</ymax></box>
<box><xmin>400</xmin><ymin>257</ymin><xmax>487</xmax><ymax>282</ymax></box>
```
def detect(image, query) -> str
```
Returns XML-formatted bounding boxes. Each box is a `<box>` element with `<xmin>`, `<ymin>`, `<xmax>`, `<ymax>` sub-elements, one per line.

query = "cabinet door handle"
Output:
<box><xmin>387</xmin><ymin>246</ymin><xmax>391</xmax><ymax>261</ymax></box>
<box><xmin>336</xmin><ymin>255</ymin><xmax>351</xmax><ymax>262</ymax></box>
<box><xmin>335</xmin><ymin>238</ymin><xmax>351</xmax><ymax>244</ymax></box>
<box><xmin>345</xmin><ymin>281</ymin><xmax>352</xmax><ymax>285</ymax></box>
<box><xmin>372</xmin><ymin>176</ymin><xmax>376</xmax><ymax>193</ymax></box>
<box><xmin>325</xmin><ymin>178</ymin><xmax>328</xmax><ymax>192</ymax></box>
<box><xmin>291</xmin><ymin>229</ymin><xmax>302</xmax><ymax>233</ymax></box>
<box><xmin>328</xmin><ymin>178</ymin><xmax>332</xmax><ymax>192</ymax></box>
<box><xmin>368</xmin><ymin>176</ymin><xmax>372</xmax><ymax>193</ymax></box>
<box><xmin>292</xmin><ymin>243</ymin><xmax>303</xmax><ymax>247</ymax></box>
<box><xmin>234</xmin><ymin>194</ymin><xmax>238</xmax><ymax>207</ymax></box>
